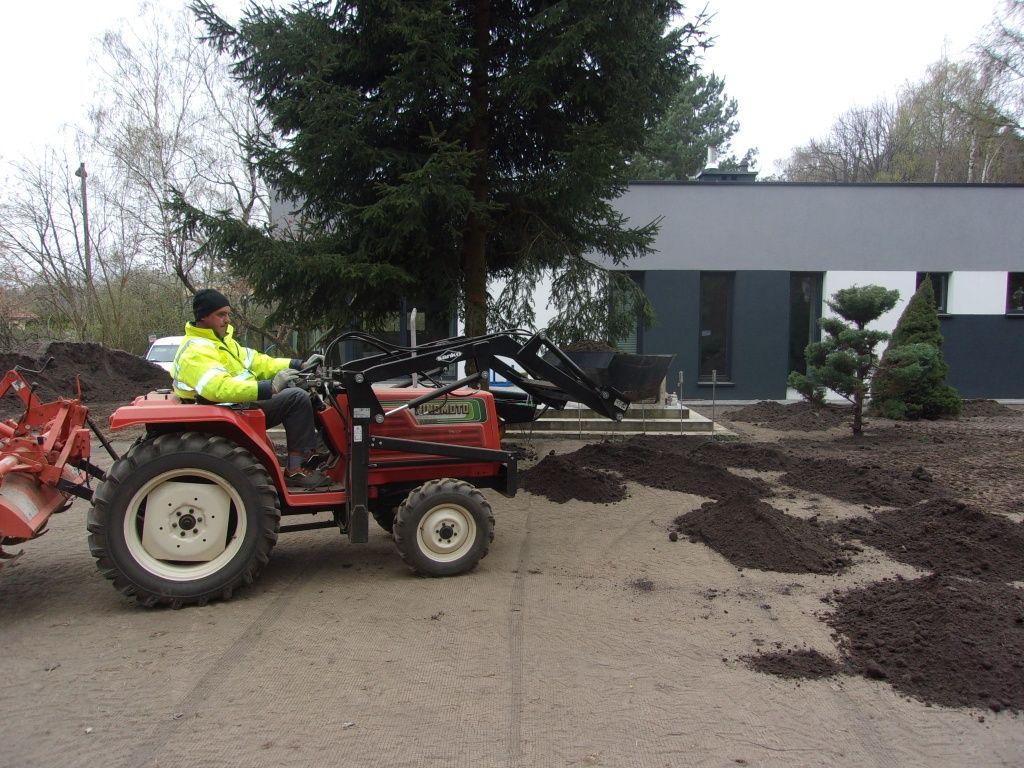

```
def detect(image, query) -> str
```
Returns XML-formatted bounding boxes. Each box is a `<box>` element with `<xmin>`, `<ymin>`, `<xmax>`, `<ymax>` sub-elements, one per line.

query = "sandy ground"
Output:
<box><xmin>1</xmin><ymin>429</ymin><xmax>1021</xmax><ymax>768</ymax></box>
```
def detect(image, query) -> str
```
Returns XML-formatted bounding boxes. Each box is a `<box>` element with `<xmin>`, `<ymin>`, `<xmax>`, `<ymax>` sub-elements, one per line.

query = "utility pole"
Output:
<box><xmin>74</xmin><ymin>163</ymin><xmax>92</xmax><ymax>334</ymax></box>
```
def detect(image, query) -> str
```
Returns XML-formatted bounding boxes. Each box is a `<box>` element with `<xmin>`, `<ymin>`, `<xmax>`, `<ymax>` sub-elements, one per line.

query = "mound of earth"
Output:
<box><xmin>501</xmin><ymin>441</ymin><xmax>539</xmax><ymax>461</ymax></box>
<box><xmin>779</xmin><ymin>456</ymin><xmax>943</xmax><ymax>508</ymax></box>
<box><xmin>562</xmin><ymin>340</ymin><xmax>616</xmax><ymax>352</ymax></box>
<box><xmin>0</xmin><ymin>342</ymin><xmax>170</xmax><ymax>423</ymax></box>
<box><xmin>835</xmin><ymin>499</ymin><xmax>1024</xmax><ymax>582</ymax></box>
<box><xmin>725</xmin><ymin>401</ymin><xmax>851</xmax><ymax>431</ymax></box>
<box><xmin>689</xmin><ymin>440</ymin><xmax>796</xmax><ymax>472</ymax></box>
<box><xmin>570</xmin><ymin>440</ymin><xmax>771</xmax><ymax>499</ymax></box>
<box><xmin>826</xmin><ymin>574</ymin><xmax>1024</xmax><ymax>713</ymax></box>
<box><xmin>744</xmin><ymin>648</ymin><xmax>842</xmax><ymax>679</ymax></box>
<box><xmin>961</xmin><ymin>399</ymin><xmax>1020</xmax><ymax>418</ymax></box>
<box><xmin>672</xmin><ymin>495</ymin><xmax>853</xmax><ymax>574</ymax></box>
<box><xmin>519</xmin><ymin>453</ymin><xmax>627</xmax><ymax>504</ymax></box>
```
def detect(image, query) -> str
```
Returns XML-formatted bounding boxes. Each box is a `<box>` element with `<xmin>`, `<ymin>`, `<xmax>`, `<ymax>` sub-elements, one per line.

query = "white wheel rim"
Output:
<box><xmin>417</xmin><ymin>503</ymin><xmax>477</xmax><ymax>563</ymax></box>
<box><xmin>123</xmin><ymin>468</ymin><xmax>247</xmax><ymax>581</ymax></box>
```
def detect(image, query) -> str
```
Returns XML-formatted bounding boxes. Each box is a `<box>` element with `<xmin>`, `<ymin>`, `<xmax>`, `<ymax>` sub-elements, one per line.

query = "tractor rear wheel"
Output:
<box><xmin>87</xmin><ymin>432</ymin><xmax>280</xmax><ymax>607</ymax></box>
<box><xmin>393</xmin><ymin>479</ymin><xmax>494</xmax><ymax>576</ymax></box>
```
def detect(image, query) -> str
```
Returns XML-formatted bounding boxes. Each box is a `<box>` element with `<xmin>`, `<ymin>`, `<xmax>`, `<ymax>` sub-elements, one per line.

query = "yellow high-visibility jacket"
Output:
<box><xmin>171</xmin><ymin>323</ymin><xmax>296</xmax><ymax>403</ymax></box>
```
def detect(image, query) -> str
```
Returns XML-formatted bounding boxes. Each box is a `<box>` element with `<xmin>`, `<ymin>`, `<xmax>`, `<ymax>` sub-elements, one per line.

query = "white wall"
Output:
<box><xmin>948</xmin><ymin>272</ymin><xmax>1011</xmax><ymax>314</ymax></box>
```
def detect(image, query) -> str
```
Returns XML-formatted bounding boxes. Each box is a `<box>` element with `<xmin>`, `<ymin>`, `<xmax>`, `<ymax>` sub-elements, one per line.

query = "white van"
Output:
<box><xmin>144</xmin><ymin>336</ymin><xmax>184</xmax><ymax>373</ymax></box>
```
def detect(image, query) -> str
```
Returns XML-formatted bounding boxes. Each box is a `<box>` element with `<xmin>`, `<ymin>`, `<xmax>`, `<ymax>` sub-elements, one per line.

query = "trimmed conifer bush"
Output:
<box><xmin>871</xmin><ymin>277</ymin><xmax>961</xmax><ymax>420</ymax></box>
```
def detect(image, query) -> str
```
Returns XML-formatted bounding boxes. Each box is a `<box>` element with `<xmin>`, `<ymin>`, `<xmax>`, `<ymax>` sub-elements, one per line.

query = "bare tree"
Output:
<box><xmin>783</xmin><ymin>102</ymin><xmax>902</xmax><ymax>182</ymax></box>
<box><xmin>0</xmin><ymin>4</ymin><xmax>278</xmax><ymax>352</ymax></box>
<box><xmin>0</xmin><ymin>149</ymin><xmax>103</xmax><ymax>339</ymax></box>
<box><xmin>87</xmin><ymin>4</ymin><xmax>272</xmax><ymax>294</ymax></box>
<box><xmin>782</xmin><ymin>55</ymin><xmax>1024</xmax><ymax>183</ymax></box>
<box><xmin>979</xmin><ymin>0</ymin><xmax>1024</xmax><ymax>134</ymax></box>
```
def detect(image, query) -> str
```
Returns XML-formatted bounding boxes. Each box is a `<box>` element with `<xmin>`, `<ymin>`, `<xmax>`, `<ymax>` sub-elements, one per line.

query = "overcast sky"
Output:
<box><xmin>0</xmin><ymin>0</ymin><xmax>1005</xmax><ymax>174</ymax></box>
<box><xmin>701</xmin><ymin>0</ymin><xmax>1002</xmax><ymax>174</ymax></box>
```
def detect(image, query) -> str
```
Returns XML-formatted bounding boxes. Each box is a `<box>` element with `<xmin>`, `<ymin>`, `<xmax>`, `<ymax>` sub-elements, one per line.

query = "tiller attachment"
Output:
<box><xmin>0</xmin><ymin>368</ymin><xmax>95</xmax><ymax>558</ymax></box>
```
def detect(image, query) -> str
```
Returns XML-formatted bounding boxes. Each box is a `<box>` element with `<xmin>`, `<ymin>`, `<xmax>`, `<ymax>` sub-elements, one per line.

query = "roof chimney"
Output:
<box><xmin>706</xmin><ymin>145</ymin><xmax>719</xmax><ymax>169</ymax></box>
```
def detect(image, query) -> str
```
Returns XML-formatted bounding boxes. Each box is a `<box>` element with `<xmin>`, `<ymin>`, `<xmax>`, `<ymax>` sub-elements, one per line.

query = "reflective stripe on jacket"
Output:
<box><xmin>171</xmin><ymin>323</ymin><xmax>293</xmax><ymax>403</ymax></box>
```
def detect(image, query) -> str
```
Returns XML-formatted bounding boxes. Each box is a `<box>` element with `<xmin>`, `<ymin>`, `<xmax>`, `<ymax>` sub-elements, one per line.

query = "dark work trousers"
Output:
<box><xmin>254</xmin><ymin>387</ymin><xmax>318</xmax><ymax>456</ymax></box>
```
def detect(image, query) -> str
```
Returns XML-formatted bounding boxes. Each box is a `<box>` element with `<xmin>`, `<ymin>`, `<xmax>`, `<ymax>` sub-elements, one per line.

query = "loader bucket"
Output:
<box><xmin>607</xmin><ymin>353</ymin><xmax>675</xmax><ymax>402</ymax></box>
<box><xmin>557</xmin><ymin>351</ymin><xmax>675</xmax><ymax>402</ymax></box>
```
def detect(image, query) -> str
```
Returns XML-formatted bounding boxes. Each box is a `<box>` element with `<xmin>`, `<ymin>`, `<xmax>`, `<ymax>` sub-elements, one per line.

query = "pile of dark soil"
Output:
<box><xmin>501</xmin><ymin>441</ymin><xmax>538</xmax><ymax>461</ymax></box>
<box><xmin>962</xmin><ymin>399</ymin><xmax>1020</xmax><ymax>418</ymax></box>
<box><xmin>826</xmin><ymin>574</ymin><xmax>1024</xmax><ymax>712</ymax></box>
<box><xmin>520</xmin><ymin>434</ymin><xmax>941</xmax><ymax>512</ymax></box>
<box><xmin>778</xmin><ymin>456</ymin><xmax>943</xmax><ymax>507</ymax></box>
<box><xmin>571</xmin><ymin>440</ymin><xmax>771</xmax><ymax>499</ymax></box>
<box><xmin>672</xmin><ymin>495</ymin><xmax>853</xmax><ymax>574</ymax></box>
<box><xmin>744</xmin><ymin>648</ymin><xmax>842</xmax><ymax>679</ymax></box>
<box><xmin>835</xmin><ymin>499</ymin><xmax>1024</xmax><ymax>582</ymax></box>
<box><xmin>562</xmin><ymin>340</ymin><xmax>616</xmax><ymax>352</ymax></box>
<box><xmin>689</xmin><ymin>440</ymin><xmax>796</xmax><ymax>472</ymax></box>
<box><xmin>725</xmin><ymin>401</ymin><xmax>851</xmax><ymax>431</ymax></box>
<box><xmin>0</xmin><ymin>342</ymin><xmax>169</xmax><ymax>423</ymax></box>
<box><xmin>518</xmin><ymin>453</ymin><xmax>627</xmax><ymax>505</ymax></box>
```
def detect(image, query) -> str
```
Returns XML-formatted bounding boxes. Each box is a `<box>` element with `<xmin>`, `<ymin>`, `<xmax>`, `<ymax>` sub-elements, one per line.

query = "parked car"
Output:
<box><xmin>144</xmin><ymin>336</ymin><xmax>184</xmax><ymax>373</ymax></box>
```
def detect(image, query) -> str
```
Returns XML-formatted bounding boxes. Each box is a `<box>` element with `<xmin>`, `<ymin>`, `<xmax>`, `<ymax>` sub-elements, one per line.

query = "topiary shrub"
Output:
<box><xmin>790</xmin><ymin>285</ymin><xmax>900</xmax><ymax>435</ymax></box>
<box><xmin>787</xmin><ymin>370</ymin><xmax>826</xmax><ymax>405</ymax></box>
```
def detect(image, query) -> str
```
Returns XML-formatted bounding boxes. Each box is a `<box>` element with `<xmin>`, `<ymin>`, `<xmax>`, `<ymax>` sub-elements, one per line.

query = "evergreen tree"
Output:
<box><xmin>626</xmin><ymin>71</ymin><xmax>753</xmax><ymax>180</ymax></box>
<box><xmin>870</xmin><ymin>277</ymin><xmax>961</xmax><ymax>420</ymax></box>
<box><xmin>178</xmin><ymin>0</ymin><xmax>710</xmax><ymax>339</ymax></box>
<box><xmin>788</xmin><ymin>285</ymin><xmax>899</xmax><ymax>435</ymax></box>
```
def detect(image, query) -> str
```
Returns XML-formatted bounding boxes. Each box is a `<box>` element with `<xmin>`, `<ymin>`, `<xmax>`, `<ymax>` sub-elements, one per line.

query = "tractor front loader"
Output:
<box><xmin>0</xmin><ymin>331</ymin><xmax>629</xmax><ymax>607</ymax></box>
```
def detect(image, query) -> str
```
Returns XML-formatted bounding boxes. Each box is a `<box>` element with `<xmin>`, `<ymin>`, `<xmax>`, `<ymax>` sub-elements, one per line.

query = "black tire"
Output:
<box><xmin>371</xmin><ymin>506</ymin><xmax>397</xmax><ymax>534</ymax></box>
<box><xmin>393</xmin><ymin>479</ymin><xmax>494</xmax><ymax>576</ymax></box>
<box><xmin>86</xmin><ymin>432</ymin><xmax>281</xmax><ymax>607</ymax></box>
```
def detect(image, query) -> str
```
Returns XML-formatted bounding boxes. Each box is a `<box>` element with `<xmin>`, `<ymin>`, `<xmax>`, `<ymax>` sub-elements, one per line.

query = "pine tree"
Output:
<box><xmin>870</xmin><ymin>276</ymin><xmax>961</xmax><ymax>420</ymax></box>
<box><xmin>625</xmin><ymin>71</ymin><xmax>753</xmax><ymax>180</ymax></box>
<box><xmin>178</xmin><ymin>0</ymin><xmax>710</xmax><ymax>339</ymax></box>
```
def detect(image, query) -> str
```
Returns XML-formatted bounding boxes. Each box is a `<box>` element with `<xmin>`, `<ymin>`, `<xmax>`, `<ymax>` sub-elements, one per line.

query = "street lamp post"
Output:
<box><xmin>74</xmin><ymin>163</ymin><xmax>92</xmax><ymax>331</ymax></box>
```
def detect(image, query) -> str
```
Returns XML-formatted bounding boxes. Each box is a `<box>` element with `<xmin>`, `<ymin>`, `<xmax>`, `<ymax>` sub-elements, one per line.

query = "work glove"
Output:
<box><xmin>271</xmin><ymin>368</ymin><xmax>301</xmax><ymax>394</ymax></box>
<box><xmin>299</xmin><ymin>353</ymin><xmax>324</xmax><ymax>371</ymax></box>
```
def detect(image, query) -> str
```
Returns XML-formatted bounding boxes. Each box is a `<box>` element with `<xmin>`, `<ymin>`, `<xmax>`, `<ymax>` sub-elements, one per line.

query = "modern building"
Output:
<box><xmin>588</xmin><ymin>179</ymin><xmax>1024</xmax><ymax>400</ymax></box>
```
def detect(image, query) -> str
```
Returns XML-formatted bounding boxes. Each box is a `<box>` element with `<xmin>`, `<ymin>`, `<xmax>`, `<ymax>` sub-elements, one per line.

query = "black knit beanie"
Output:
<box><xmin>193</xmin><ymin>289</ymin><xmax>230</xmax><ymax>322</ymax></box>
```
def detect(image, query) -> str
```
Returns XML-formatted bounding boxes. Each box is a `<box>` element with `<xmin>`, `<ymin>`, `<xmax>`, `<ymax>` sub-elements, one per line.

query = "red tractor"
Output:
<box><xmin>0</xmin><ymin>331</ymin><xmax>628</xmax><ymax>607</ymax></box>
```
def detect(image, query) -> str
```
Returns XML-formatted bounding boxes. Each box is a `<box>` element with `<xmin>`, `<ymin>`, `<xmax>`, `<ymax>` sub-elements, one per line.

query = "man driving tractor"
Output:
<box><xmin>171</xmin><ymin>288</ymin><xmax>330</xmax><ymax>490</ymax></box>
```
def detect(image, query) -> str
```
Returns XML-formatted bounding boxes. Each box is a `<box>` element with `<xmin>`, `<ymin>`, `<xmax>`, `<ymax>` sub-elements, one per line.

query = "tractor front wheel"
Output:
<box><xmin>87</xmin><ymin>433</ymin><xmax>280</xmax><ymax>607</ymax></box>
<box><xmin>393</xmin><ymin>479</ymin><xmax>494</xmax><ymax>576</ymax></box>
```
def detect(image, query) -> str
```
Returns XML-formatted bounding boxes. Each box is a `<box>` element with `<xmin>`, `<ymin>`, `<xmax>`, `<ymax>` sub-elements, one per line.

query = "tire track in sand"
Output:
<box><xmin>506</xmin><ymin>503</ymin><xmax>533</xmax><ymax>768</ymax></box>
<box><xmin>126</xmin><ymin>535</ymin><xmax>331</xmax><ymax>768</ymax></box>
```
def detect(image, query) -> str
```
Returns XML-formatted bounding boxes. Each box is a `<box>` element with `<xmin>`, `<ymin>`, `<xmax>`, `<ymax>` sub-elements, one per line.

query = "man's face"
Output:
<box><xmin>197</xmin><ymin>306</ymin><xmax>232</xmax><ymax>339</ymax></box>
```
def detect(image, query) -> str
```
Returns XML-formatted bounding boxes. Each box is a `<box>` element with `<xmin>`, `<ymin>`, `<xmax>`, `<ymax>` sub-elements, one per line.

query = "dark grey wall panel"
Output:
<box><xmin>642</xmin><ymin>271</ymin><xmax>700</xmax><ymax>398</ymax></box>
<box><xmin>730</xmin><ymin>272</ymin><xmax>791</xmax><ymax>400</ymax></box>
<box><xmin>941</xmin><ymin>316</ymin><xmax>1024</xmax><ymax>399</ymax></box>
<box><xmin>643</xmin><ymin>270</ymin><xmax>791</xmax><ymax>400</ymax></box>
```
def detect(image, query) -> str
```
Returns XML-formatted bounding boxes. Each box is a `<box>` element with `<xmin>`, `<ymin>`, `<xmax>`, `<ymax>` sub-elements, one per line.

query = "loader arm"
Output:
<box><xmin>332</xmin><ymin>330</ymin><xmax>630</xmax><ymax>424</ymax></box>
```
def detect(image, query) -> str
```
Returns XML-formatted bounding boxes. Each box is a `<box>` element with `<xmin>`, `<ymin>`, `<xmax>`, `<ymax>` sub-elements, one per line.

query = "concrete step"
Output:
<box><xmin>505</xmin><ymin>405</ymin><xmax>728</xmax><ymax>436</ymax></box>
<box><xmin>518</xmin><ymin>417</ymin><xmax>713</xmax><ymax>433</ymax></box>
<box><xmin>540</xmin><ymin>406</ymin><xmax>691</xmax><ymax>420</ymax></box>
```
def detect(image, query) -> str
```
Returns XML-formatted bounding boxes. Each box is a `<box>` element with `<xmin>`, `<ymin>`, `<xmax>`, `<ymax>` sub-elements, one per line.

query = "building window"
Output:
<box><xmin>612</xmin><ymin>272</ymin><xmax>644</xmax><ymax>353</ymax></box>
<box><xmin>698</xmin><ymin>272</ymin><xmax>733</xmax><ymax>381</ymax></box>
<box><xmin>916</xmin><ymin>272</ymin><xmax>950</xmax><ymax>313</ymax></box>
<box><xmin>789</xmin><ymin>272</ymin><xmax>823</xmax><ymax>375</ymax></box>
<box><xmin>1009</xmin><ymin>273</ymin><xmax>1024</xmax><ymax>315</ymax></box>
